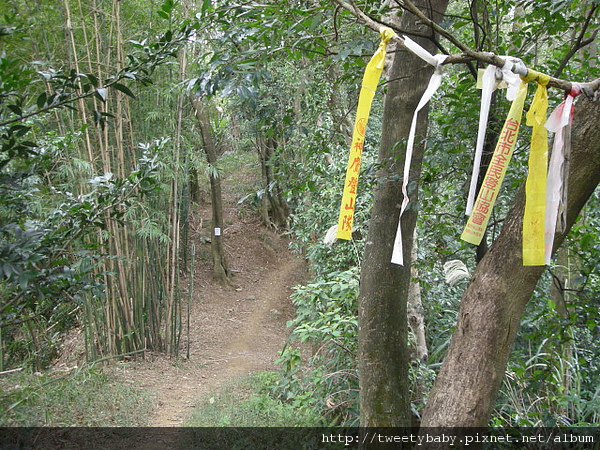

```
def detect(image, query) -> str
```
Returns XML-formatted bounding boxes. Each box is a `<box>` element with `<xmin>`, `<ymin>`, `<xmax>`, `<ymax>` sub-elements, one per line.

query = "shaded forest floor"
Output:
<box><xmin>112</xmin><ymin>156</ymin><xmax>306</xmax><ymax>427</ymax></box>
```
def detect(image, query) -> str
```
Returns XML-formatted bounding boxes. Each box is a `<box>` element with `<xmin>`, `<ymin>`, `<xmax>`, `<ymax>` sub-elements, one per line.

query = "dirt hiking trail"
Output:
<box><xmin>114</xmin><ymin>170</ymin><xmax>306</xmax><ymax>427</ymax></box>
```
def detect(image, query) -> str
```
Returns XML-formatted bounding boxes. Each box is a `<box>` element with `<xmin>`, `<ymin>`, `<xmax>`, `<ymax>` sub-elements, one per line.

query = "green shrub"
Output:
<box><xmin>275</xmin><ymin>268</ymin><xmax>359</xmax><ymax>426</ymax></box>
<box><xmin>185</xmin><ymin>372</ymin><xmax>322</xmax><ymax>427</ymax></box>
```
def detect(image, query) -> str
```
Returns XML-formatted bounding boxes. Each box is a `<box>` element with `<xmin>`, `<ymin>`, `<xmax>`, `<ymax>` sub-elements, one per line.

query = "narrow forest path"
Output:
<box><xmin>114</xmin><ymin>162</ymin><xmax>306</xmax><ymax>427</ymax></box>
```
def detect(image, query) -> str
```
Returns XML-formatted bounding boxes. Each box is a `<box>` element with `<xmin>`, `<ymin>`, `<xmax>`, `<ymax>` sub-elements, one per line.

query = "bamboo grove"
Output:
<box><xmin>0</xmin><ymin>0</ymin><xmax>198</xmax><ymax>368</ymax></box>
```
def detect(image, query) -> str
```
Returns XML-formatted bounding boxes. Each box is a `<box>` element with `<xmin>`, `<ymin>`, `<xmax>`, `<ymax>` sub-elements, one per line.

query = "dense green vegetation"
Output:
<box><xmin>0</xmin><ymin>0</ymin><xmax>598</xmax><ymax>429</ymax></box>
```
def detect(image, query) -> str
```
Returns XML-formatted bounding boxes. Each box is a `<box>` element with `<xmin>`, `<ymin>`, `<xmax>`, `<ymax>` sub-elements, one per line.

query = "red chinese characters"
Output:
<box><xmin>464</xmin><ymin>117</ymin><xmax>519</xmax><ymax>233</ymax></box>
<box><xmin>348</xmin><ymin>156</ymin><xmax>361</xmax><ymax>173</ymax></box>
<box><xmin>471</xmin><ymin>212</ymin><xmax>486</xmax><ymax>226</ymax></box>
<box><xmin>462</xmin><ymin>80</ymin><xmax>527</xmax><ymax>246</ymax></box>
<box><xmin>475</xmin><ymin>200</ymin><xmax>490</xmax><ymax>215</ymax></box>
<box><xmin>347</xmin><ymin>177</ymin><xmax>358</xmax><ymax>195</ymax></box>
<box><xmin>353</xmin><ymin>138</ymin><xmax>364</xmax><ymax>153</ymax></box>
<box><xmin>341</xmin><ymin>214</ymin><xmax>353</xmax><ymax>232</ymax></box>
<box><xmin>344</xmin><ymin>197</ymin><xmax>355</xmax><ymax>211</ymax></box>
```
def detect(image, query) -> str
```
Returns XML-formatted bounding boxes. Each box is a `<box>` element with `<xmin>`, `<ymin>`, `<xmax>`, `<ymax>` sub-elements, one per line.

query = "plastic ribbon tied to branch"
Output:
<box><xmin>465</xmin><ymin>64</ymin><xmax>500</xmax><ymax>217</ymax></box>
<box><xmin>391</xmin><ymin>37</ymin><xmax>448</xmax><ymax>265</ymax></box>
<box><xmin>336</xmin><ymin>27</ymin><xmax>396</xmax><ymax>240</ymax></box>
<box><xmin>522</xmin><ymin>71</ymin><xmax>550</xmax><ymax>266</ymax></box>
<box><xmin>544</xmin><ymin>83</ymin><xmax>581</xmax><ymax>264</ymax></box>
<box><xmin>462</xmin><ymin>64</ymin><xmax>580</xmax><ymax>266</ymax></box>
<box><xmin>461</xmin><ymin>72</ymin><xmax>529</xmax><ymax>246</ymax></box>
<box><xmin>335</xmin><ymin>26</ymin><xmax>584</xmax><ymax>267</ymax></box>
<box><xmin>465</xmin><ymin>58</ymin><xmax>526</xmax><ymax>216</ymax></box>
<box><xmin>336</xmin><ymin>29</ymin><xmax>448</xmax><ymax>266</ymax></box>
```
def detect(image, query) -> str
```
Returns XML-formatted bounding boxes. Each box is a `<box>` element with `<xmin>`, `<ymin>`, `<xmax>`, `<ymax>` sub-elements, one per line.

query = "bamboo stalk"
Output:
<box><xmin>0</xmin><ymin>327</ymin><xmax>3</xmax><ymax>373</ymax></box>
<box><xmin>63</xmin><ymin>0</ymin><xmax>94</xmax><ymax>163</ymax></box>
<box><xmin>77</xmin><ymin>0</ymin><xmax>104</xmax><ymax>170</ymax></box>
<box><xmin>187</xmin><ymin>243</ymin><xmax>195</xmax><ymax>360</ymax></box>
<box><xmin>114</xmin><ymin>0</ymin><xmax>126</xmax><ymax>180</ymax></box>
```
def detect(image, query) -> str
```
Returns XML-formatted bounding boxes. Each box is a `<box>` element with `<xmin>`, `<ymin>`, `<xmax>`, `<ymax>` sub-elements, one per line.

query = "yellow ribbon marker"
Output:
<box><xmin>523</xmin><ymin>71</ymin><xmax>550</xmax><ymax>266</ymax></box>
<box><xmin>461</xmin><ymin>79</ymin><xmax>529</xmax><ymax>245</ymax></box>
<box><xmin>336</xmin><ymin>27</ymin><xmax>396</xmax><ymax>240</ymax></box>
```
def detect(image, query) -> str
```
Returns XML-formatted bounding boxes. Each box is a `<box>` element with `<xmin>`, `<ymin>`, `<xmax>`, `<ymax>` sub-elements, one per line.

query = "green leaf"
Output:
<box><xmin>161</xmin><ymin>0</ymin><xmax>175</xmax><ymax>12</ymax></box>
<box><xmin>93</xmin><ymin>110</ymin><xmax>102</xmax><ymax>125</ymax></box>
<box><xmin>10</xmin><ymin>124</ymin><xmax>30</xmax><ymax>137</ymax></box>
<box><xmin>111</xmin><ymin>83</ymin><xmax>136</xmax><ymax>98</ymax></box>
<box><xmin>7</xmin><ymin>104</ymin><xmax>22</xmax><ymax>115</ymax></box>
<box><xmin>36</xmin><ymin>92</ymin><xmax>47</xmax><ymax>109</ymax></box>
<box><xmin>19</xmin><ymin>273</ymin><xmax>31</xmax><ymax>290</ymax></box>
<box><xmin>84</xmin><ymin>73</ymin><xmax>99</xmax><ymax>87</ymax></box>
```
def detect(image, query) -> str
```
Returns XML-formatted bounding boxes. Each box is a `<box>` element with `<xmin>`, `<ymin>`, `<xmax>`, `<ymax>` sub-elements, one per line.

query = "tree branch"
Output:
<box><xmin>553</xmin><ymin>5</ymin><xmax>599</xmax><ymax>78</ymax></box>
<box><xmin>330</xmin><ymin>0</ymin><xmax>600</xmax><ymax>97</ymax></box>
<box><xmin>398</xmin><ymin>0</ymin><xmax>473</xmax><ymax>52</ymax></box>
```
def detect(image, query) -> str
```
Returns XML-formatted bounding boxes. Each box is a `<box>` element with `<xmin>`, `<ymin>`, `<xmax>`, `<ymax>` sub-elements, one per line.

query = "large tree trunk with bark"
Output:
<box><xmin>420</xmin><ymin>95</ymin><xmax>600</xmax><ymax>433</ymax></box>
<box><xmin>358</xmin><ymin>0</ymin><xmax>449</xmax><ymax>428</ymax></box>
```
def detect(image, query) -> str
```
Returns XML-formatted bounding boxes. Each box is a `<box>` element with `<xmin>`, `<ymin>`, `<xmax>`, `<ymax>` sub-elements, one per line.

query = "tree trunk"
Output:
<box><xmin>358</xmin><ymin>0</ymin><xmax>449</xmax><ymax>428</ymax></box>
<box><xmin>257</xmin><ymin>134</ymin><xmax>289</xmax><ymax>230</ymax></box>
<box><xmin>190</xmin><ymin>96</ymin><xmax>231</xmax><ymax>285</ymax></box>
<box><xmin>549</xmin><ymin>246</ymin><xmax>570</xmax><ymax>318</ymax></box>
<box><xmin>408</xmin><ymin>229</ymin><xmax>428</xmax><ymax>362</ymax></box>
<box><xmin>420</xmin><ymin>95</ymin><xmax>600</xmax><ymax>433</ymax></box>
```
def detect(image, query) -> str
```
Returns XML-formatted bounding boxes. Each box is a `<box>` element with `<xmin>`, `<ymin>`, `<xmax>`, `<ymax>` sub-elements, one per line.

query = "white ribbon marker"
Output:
<box><xmin>466</xmin><ymin>65</ymin><xmax>500</xmax><ymax>215</ymax></box>
<box><xmin>544</xmin><ymin>83</ymin><xmax>580</xmax><ymax>264</ymax></box>
<box><xmin>465</xmin><ymin>57</ymin><xmax>527</xmax><ymax>216</ymax></box>
<box><xmin>501</xmin><ymin>58</ymin><xmax>527</xmax><ymax>101</ymax></box>
<box><xmin>391</xmin><ymin>37</ymin><xmax>447</xmax><ymax>265</ymax></box>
